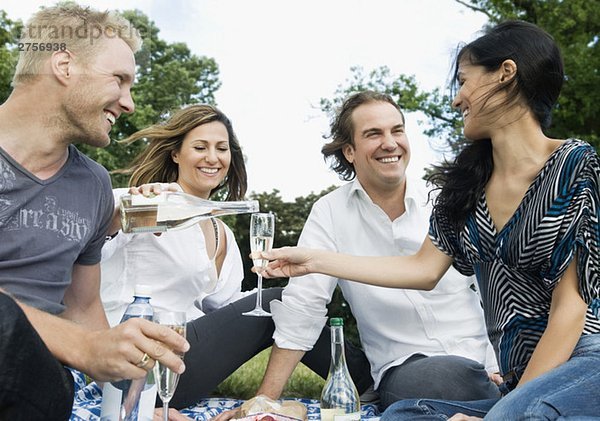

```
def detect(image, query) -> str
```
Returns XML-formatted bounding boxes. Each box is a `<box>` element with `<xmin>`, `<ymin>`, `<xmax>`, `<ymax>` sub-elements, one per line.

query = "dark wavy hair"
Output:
<box><xmin>119</xmin><ymin>104</ymin><xmax>248</xmax><ymax>200</ymax></box>
<box><xmin>428</xmin><ymin>20</ymin><xmax>564</xmax><ymax>231</ymax></box>
<box><xmin>322</xmin><ymin>91</ymin><xmax>404</xmax><ymax>180</ymax></box>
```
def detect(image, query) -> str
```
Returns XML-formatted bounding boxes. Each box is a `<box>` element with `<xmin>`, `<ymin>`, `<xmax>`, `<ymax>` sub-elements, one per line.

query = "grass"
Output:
<box><xmin>213</xmin><ymin>347</ymin><xmax>325</xmax><ymax>400</ymax></box>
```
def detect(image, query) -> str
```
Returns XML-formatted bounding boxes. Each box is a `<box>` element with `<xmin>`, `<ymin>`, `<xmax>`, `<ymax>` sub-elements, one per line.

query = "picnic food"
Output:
<box><xmin>234</xmin><ymin>395</ymin><xmax>307</xmax><ymax>421</ymax></box>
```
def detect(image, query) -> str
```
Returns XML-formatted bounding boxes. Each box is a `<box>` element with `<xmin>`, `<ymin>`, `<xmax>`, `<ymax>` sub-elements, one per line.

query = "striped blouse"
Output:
<box><xmin>429</xmin><ymin>138</ymin><xmax>600</xmax><ymax>376</ymax></box>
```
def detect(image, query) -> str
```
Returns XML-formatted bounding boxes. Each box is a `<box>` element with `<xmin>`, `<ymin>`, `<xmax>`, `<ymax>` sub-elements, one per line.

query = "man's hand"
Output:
<box><xmin>16</xmin><ymin>296</ymin><xmax>188</xmax><ymax>383</ymax></box>
<box><xmin>81</xmin><ymin>317</ymin><xmax>189</xmax><ymax>382</ymax></box>
<box><xmin>211</xmin><ymin>407</ymin><xmax>241</xmax><ymax>421</ymax></box>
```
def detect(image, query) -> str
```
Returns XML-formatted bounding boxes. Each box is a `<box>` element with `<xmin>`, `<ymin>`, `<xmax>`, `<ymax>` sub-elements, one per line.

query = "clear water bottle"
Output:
<box><xmin>320</xmin><ymin>317</ymin><xmax>361</xmax><ymax>421</ymax></box>
<box><xmin>101</xmin><ymin>285</ymin><xmax>156</xmax><ymax>421</ymax></box>
<box><xmin>120</xmin><ymin>191</ymin><xmax>259</xmax><ymax>234</ymax></box>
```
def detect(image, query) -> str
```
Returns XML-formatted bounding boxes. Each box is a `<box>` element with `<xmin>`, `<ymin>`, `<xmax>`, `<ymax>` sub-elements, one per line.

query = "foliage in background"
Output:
<box><xmin>321</xmin><ymin>0</ymin><xmax>600</xmax><ymax>160</ymax></box>
<box><xmin>0</xmin><ymin>10</ymin><xmax>21</xmax><ymax>103</ymax></box>
<box><xmin>456</xmin><ymin>0</ymin><xmax>599</xmax><ymax>147</ymax></box>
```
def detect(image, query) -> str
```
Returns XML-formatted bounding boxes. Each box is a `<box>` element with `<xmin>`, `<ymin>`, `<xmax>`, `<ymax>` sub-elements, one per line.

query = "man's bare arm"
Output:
<box><xmin>14</xmin><ymin>294</ymin><xmax>188</xmax><ymax>382</ymax></box>
<box><xmin>211</xmin><ymin>344</ymin><xmax>306</xmax><ymax>421</ymax></box>
<box><xmin>256</xmin><ymin>344</ymin><xmax>306</xmax><ymax>399</ymax></box>
<box><xmin>62</xmin><ymin>263</ymin><xmax>109</xmax><ymax>330</ymax></box>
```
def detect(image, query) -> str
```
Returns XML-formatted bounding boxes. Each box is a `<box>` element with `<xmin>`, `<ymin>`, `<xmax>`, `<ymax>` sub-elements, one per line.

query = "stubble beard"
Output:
<box><xmin>62</xmin><ymin>86</ymin><xmax>112</xmax><ymax>149</ymax></box>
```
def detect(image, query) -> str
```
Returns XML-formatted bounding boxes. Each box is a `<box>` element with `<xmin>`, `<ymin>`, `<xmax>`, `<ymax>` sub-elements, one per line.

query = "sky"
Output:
<box><xmin>2</xmin><ymin>0</ymin><xmax>488</xmax><ymax>200</ymax></box>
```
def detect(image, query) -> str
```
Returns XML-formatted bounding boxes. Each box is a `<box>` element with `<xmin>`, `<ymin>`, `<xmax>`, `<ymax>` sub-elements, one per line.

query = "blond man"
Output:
<box><xmin>0</xmin><ymin>4</ymin><xmax>187</xmax><ymax>418</ymax></box>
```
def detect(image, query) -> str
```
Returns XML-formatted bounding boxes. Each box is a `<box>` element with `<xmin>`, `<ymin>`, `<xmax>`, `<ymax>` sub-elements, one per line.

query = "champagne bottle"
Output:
<box><xmin>101</xmin><ymin>285</ymin><xmax>156</xmax><ymax>421</ymax></box>
<box><xmin>320</xmin><ymin>317</ymin><xmax>361</xmax><ymax>421</ymax></box>
<box><xmin>119</xmin><ymin>191</ymin><xmax>259</xmax><ymax>234</ymax></box>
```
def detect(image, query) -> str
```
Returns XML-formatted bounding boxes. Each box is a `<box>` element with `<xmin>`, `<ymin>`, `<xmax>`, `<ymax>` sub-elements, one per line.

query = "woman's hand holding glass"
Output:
<box><xmin>253</xmin><ymin>246</ymin><xmax>317</xmax><ymax>279</ymax></box>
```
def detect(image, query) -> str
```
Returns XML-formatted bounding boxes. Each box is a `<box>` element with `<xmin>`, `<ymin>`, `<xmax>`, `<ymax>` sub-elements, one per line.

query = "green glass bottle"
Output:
<box><xmin>320</xmin><ymin>317</ymin><xmax>361</xmax><ymax>421</ymax></box>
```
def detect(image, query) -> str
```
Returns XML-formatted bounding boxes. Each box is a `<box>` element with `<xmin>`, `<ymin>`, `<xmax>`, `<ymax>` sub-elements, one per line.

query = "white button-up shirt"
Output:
<box><xmin>271</xmin><ymin>177</ymin><xmax>497</xmax><ymax>388</ymax></box>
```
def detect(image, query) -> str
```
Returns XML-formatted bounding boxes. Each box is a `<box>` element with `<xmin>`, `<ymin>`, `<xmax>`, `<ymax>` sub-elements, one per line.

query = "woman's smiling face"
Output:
<box><xmin>171</xmin><ymin>121</ymin><xmax>231</xmax><ymax>198</ymax></box>
<box><xmin>452</xmin><ymin>61</ymin><xmax>504</xmax><ymax>140</ymax></box>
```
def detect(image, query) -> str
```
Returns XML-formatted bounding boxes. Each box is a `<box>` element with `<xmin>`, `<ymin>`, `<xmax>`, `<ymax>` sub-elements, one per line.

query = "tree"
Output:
<box><xmin>0</xmin><ymin>10</ymin><xmax>21</xmax><ymax>103</ymax></box>
<box><xmin>456</xmin><ymin>0</ymin><xmax>600</xmax><ymax>146</ymax></box>
<box><xmin>321</xmin><ymin>0</ymin><xmax>599</xmax><ymax>160</ymax></box>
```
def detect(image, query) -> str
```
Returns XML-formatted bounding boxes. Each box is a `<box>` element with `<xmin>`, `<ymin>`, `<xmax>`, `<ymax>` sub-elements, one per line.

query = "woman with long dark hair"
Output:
<box><xmin>260</xmin><ymin>21</ymin><xmax>600</xmax><ymax>419</ymax></box>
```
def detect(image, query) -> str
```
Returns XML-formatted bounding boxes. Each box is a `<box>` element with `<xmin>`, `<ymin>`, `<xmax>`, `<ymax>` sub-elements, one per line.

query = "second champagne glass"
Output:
<box><xmin>243</xmin><ymin>212</ymin><xmax>275</xmax><ymax>317</ymax></box>
<box><xmin>153</xmin><ymin>311</ymin><xmax>187</xmax><ymax>421</ymax></box>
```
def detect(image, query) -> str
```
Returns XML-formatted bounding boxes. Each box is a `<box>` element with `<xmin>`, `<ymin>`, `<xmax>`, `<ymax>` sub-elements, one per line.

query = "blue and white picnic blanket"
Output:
<box><xmin>69</xmin><ymin>370</ymin><xmax>381</xmax><ymax>420</ymax></box>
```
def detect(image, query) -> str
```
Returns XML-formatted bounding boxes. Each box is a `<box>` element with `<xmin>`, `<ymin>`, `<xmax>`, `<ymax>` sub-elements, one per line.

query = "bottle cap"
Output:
<box><xmin>330</xmin><ymin>317</ymin><xmax>343</xmax><ymax>326</ymax></box>
<box><xmin>134</xmin><ymin>284</ymin><xmax>152</xmax><ymax>298</ymax></box>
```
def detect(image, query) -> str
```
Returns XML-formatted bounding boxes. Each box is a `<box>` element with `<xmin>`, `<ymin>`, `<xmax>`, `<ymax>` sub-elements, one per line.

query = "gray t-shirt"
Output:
<box><xmin>0</xmin><ymin>144</ymin><xmax>113</xmax><ymax>313</ymax></box>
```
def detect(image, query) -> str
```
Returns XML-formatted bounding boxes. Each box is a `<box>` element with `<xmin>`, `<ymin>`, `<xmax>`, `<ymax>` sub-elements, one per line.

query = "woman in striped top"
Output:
<box><xmin>260</xmin><ymin>21</ymin><xmax>600</xmax><ymax>419</ymax></box>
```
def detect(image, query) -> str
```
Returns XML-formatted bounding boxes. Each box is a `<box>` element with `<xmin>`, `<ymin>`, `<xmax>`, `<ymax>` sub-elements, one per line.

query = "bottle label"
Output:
<box><xmin>320</xmin><ymin>409</ymin><xmax>361</xmax><ymax>421</ymax></box>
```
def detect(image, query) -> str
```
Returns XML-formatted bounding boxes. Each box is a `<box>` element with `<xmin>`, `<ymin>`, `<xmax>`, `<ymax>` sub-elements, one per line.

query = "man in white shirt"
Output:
<box><xmin>216</xmin><ymin>91</ymin><xmax>500</xmax><ymax>420</ymax></box>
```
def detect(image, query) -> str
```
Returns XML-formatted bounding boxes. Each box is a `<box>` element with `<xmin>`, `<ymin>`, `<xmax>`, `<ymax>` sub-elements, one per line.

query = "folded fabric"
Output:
<box><xmin>234</xmin><ymin>415</ymin><xmax>302</xmax><ymax>421</ymax></box>
<box><xmin>68</xmin><ymin>369</ymin><xmax>381</xmax><ymax>420</ymax></box>
<box><xmin>235</xmin><ymin>395</ymin><xmax>307</xmax><ymax>420</ymax></box>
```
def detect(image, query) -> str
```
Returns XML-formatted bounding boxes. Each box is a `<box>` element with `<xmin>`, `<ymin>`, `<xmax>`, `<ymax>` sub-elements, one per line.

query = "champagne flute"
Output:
<box><xmin>243</xmin><ymin>212</ymin><xmax>275</xmax><ymax>317</ymax></box>
<box><xmin>153</xmin><ymin>311</ymin><xmax>187</xmax><ymax>421</ymax></box>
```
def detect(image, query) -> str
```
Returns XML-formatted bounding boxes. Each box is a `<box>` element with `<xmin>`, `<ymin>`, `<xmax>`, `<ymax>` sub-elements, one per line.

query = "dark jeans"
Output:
<box><xmin>170</xmin><ymin>288</ymin><xmax>372</xmax><ymax>409</ymax></box>
<box><xmin>0</xmin><ymin>292</ymin><xmax>74</xmax><ymax>420</ymax></box>
<box><xmin>378</xmin><ymin>353</ymin><xmax>501</xmax><ymax>410</ymax></box>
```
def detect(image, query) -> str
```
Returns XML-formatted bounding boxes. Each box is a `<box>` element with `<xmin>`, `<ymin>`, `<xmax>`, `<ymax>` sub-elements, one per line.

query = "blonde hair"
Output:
<box><xmin>13</xmin><ymin>2</ymin><xmax>142</xmax><ymax>86</ymax></box>
<box><xmin>120</xmin><ymin>104</ymin><xmax>248</xmax><ymax>201</ymax></box>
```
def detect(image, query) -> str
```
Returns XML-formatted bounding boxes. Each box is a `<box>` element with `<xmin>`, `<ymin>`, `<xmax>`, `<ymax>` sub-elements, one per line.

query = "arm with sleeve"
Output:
<box><xmin>254</xmin><ymin>196</ymin><xmax>340</xmax><ymax>401</ymax></box>
<box><xmin>271</xmin><ymin>197</ymin><xmax>340</xmax><ymax>350</ymax></box>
